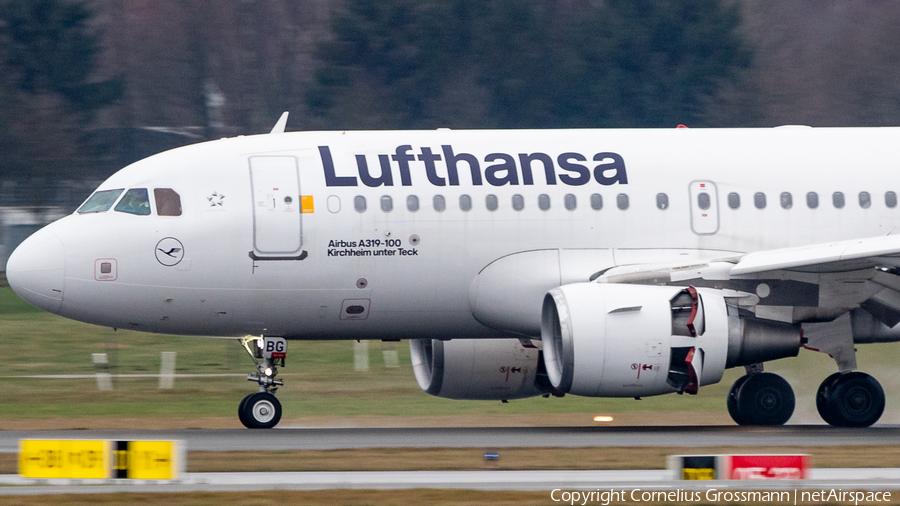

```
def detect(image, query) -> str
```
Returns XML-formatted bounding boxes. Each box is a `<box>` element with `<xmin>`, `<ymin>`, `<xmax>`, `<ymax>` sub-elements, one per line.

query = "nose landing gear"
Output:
<box><xmin>239</xmin><ymin>336</ymin><xmax>286</xmax><ymax>429</ymax></box>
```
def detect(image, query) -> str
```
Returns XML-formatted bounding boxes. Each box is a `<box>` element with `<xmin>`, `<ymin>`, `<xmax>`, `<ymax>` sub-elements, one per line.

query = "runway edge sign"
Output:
<box><xmin>669</xmin><ymin>454</ymin><xmax>810</xmax><ymax>480</ymax></box>
<box><xmin>19</xmin><ymin>439</ymin><xmax>184</xmax><ymax>481</ymax></box>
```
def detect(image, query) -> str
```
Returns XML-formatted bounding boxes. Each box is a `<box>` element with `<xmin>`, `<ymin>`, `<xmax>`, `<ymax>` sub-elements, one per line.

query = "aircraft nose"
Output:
<box><xmin>5</xmin><ymin>228</ymin><xmax>66</xmax><ymax>314</ymax></box>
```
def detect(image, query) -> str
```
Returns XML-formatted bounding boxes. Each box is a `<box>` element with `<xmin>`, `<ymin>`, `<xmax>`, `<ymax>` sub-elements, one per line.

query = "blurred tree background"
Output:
<box><xmin>1</xmin><ymin>0</ymin><xmax>900</xmax><ymax>197</ymax></box>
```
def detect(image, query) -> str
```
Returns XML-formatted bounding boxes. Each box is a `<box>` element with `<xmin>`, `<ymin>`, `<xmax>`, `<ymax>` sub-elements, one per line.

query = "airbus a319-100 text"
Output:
<box><xmin>8</xmin><ymin>114</ymin><xmax>900</xmax><ymax>428</ymax></box>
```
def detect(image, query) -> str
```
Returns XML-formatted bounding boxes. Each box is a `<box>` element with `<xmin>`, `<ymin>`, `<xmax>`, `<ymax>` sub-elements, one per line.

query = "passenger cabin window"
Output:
<box><xmin>833</xmin><ymin>192</ymin><xmax>845</xmax><ymax>209</ymax></box>
<box><xmin>380</xmin><ymin>195</ymin><xmax>393</xmax><ymax>212</ymax></box>
<box><xmin>459</xmin><ymin>194</ymin><xmax>472</xmax><ymax>211</ymax></box>
<box><xmin>727</xmin><ymin>192</ymin><xmax>740</xmax><ymax>209</ymax></box>
<box><xmin>354</xmin><ymin>195</ymin><xmax>367</xmax><ymax>212</ymax></box>
<box><xmin>154</xmin><ymin>188</ymin><xmax>182</xmax><ymax>216</ymax></box>
<box><xmin>754</xmin><ymin>192</ymin><xmax>766</xmax><ymax>209</ymax></box>
<box><xmin>78</xmin><ymin>189</ymin><xmax>124</xmax><ymax>214</ymax></box>
<box><xmin>807</xmin><ymin>192</ymin><xmax>819</xmax><ymax>209</ymax></box>
<box><xmin>512</xmin><ymin>194</ymin><xmax>524</xmax><ymax>211</ymax></box>
<box><xmin>485</xmin><ymin>194</ymin><xmax>498</xmax><ymax>211</ymax></box>
<box><xmin>564</xmin><ymin>194</ymin><xmax>577</xmax><ymax>210</ymax></box>
<box><xmin>616</xmin><ymin>193</ymin><xmax>629</xmax><ymax>210</ymax></box>
<box><xmin>327</xmin><ymin>195</ymin><xmax>341</xmax><ymax>213</ymax></box>
<box><xmin>780</xmin><ymin>192</ymin><xmax>792</xmax><ymax>209</ymax></box>
<box><xmin>887</xmin><ymin>191</ymin><xmax>898</xmax><ymax>209</ymax></box>
<box><xmin>538</xmin><ymin>194</ymin><xmax>551</xmax><ymax>211</ymax></box>
<box><xmin>433</xmin><ymin>195</ymin><xmax>446</xmax><ymax>212</ymax></box>
<box><xmin>656</xmin><ymin>193</ymin><xmax>669</xmax><ymax>210</ymax></box>
<box><xmin>859</xmin><ymin>191</ymin><xmax>871</xmax><ymax>209</ymax></box>
<box><xmin>590</xmin><ymin>193</ymin><xmax>603</xmax><ymax>210</ymax></box>
<box><xmin>114</xmin><ymin>188</ymin><xmax>151</xmax><ymax>215</ymax></box>
<box><xmin>697</xmin><ymin>192</ymin><xmax>711</xmax><ymax>210</ymax></box>
<box><xmin>406</xmin><ymin>195</ymin><xmax>419</xmax><ymax>212</ymax></box>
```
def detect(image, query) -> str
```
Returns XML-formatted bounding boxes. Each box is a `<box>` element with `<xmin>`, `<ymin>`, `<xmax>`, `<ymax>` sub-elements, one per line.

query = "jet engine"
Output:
<box><xmin>409</xmin><ymin>338</ymin><xmax>548</xmax><ymax>400</ymax></box>
<box><xmin>541</xmin><ymin>283</ymin><xmax>800</xmax><ymax>397</ymax></box>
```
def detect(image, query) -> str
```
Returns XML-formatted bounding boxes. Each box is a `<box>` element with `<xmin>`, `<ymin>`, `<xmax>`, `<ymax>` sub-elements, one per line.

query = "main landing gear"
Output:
<box><xmin>238</xmin><ymin>336</ymin><xmax>287</xmax><ymax>429</ymax></box>
<box><xmin>816</xmin><ymin>372</ymin><xmax>884</xmax><ymax>427</ymax></box>
<box><xmin>727</xmin><ymin>366</ymin><xmax>885</xmax><ymax>427</ymax></box>
<box><xmin>727</xmin><ymin>367</ymin><xmax>795</xmax><ymax>426</ymax></box>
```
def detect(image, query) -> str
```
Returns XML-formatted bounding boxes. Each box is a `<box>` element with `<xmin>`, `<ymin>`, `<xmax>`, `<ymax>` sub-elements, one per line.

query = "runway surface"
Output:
<box><xmin>2</xmin><ymin>425</ymin><xmax>899</xmax><ymax>453</ymax></box>
<box><xmin>2</xmin><ymin>468</ymin><xmax>900</xmax><ymax>494</ymax></box>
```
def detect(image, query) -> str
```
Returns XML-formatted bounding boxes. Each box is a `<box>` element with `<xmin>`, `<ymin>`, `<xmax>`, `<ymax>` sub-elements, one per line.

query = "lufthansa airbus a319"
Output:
<box><xmin>8</xmin><ymin>114</ymin><xmax>900</xmax><ymax>428</ymax></box>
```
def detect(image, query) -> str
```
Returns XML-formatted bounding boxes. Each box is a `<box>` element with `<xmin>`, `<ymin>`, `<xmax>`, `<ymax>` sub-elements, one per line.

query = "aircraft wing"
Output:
<box><xmin>730</xmin><ymin>234</ymin><xmax>900</xmax><ymax>276</ymax></box>
<box><xmin>595</xmin><ymin>234</ymin><xmax>900</xmax><ymax>328</ymax></box>
<box><xmin>727</xmin><ymin>235</ymin><xmax>900</xmax><ymax>330</ymax></box>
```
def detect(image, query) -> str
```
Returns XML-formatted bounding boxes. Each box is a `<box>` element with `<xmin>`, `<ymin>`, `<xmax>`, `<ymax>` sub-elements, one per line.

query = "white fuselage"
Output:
<box><xmin>7</xmin><ymin>127</ymin><xmax>900</xmax><ymax>340</ymax></box>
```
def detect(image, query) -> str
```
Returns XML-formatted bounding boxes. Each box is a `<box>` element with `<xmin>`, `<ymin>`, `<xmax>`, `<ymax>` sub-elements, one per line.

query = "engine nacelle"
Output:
<box><xmin>541</xmin><ymin>283</ymin><xmax>800</xmax><ymax>397</ymax></box>
<box><xmin>409</xmin><ymin>338</ymin><xmax>547</xmax><ymax>400</ymax></box>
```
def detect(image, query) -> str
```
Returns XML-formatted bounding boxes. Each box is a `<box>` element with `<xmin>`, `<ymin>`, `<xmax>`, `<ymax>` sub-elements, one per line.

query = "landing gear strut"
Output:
<box><xmin>238</xmin><ymin>336</ymin><xmax>286</xmax><ymax>429</ymax></box>
<box><xmin>816</xmin><ymin>371</ymin><xmax>884</xmax><ymax>427</ymax></box>
<box><xmin>727</xmin><ymin>368</ymin><xmax>795</xmax><ymax>426</ymax></box>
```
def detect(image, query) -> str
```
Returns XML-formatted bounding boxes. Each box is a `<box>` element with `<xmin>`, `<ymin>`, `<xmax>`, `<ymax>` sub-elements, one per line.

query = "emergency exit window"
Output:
<box><xmin>697</xmin><ymin>192</ymin><xmax>711</xmax><ymax>210</ymax></box>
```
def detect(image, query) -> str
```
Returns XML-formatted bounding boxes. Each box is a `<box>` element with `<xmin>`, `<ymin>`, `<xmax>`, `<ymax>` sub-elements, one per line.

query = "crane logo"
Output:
<box><xmin>155</xmin><ymin>237</ymin><xmax>185</xmax><ymax>266</ymax></box>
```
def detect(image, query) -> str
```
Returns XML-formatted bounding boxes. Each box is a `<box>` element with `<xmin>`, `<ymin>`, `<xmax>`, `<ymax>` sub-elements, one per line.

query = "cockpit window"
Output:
<box><xmin>77</xmin><ymin>189</ymin><xmax>124</xmax><ymax>214</ymax></box>
<box><xmin>154</xmin><ymin>188</ymin><xmax>182</xmax><ymax>216</ymax></box>
<box><xmin>114</xmin><ymin>188</ymin><xmax>151</xmax><ymax>215</ymax></box>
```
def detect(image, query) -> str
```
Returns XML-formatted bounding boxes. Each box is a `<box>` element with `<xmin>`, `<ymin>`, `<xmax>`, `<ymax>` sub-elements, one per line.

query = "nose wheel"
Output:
<box><xmin>238</xmin><ymin>336</ymin><xmax>287</xmax><ymax>429</ymax></box>
<box><xmin>239</xmin><ymin>392</ymin><xmax>282</xmax><ymax>429</ymax></box>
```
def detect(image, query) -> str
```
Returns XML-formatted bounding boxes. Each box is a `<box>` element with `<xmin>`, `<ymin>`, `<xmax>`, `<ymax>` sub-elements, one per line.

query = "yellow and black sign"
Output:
<box><xmin>114</xmin><ymin>440</ymin><xmax>179</xmax><ymax>480</ymax></box>
<box><xmin>19</xmin><ymin>440</ymin><xmax>110</xmax><ymax>479</ymax></box>
<box><xmin>20</xmin><ymin>440</ymin><xmax>181</xmax><ymax>480</ymax></box>
<box><xmin>670</xmin><ymin>455</ymin><xmax>718</xmax><ymax>480</ymax></box>
<box><xmin>682</xmin><ymin>467</ymin><xmax>716</xmax><ymax>480</ymax></box>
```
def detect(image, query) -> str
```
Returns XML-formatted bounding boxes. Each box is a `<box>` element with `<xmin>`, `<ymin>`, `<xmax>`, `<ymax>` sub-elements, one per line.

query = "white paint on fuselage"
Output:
<box><xmin>10</xmin><ymin>127</ymin><xmax>900</xmax><ymax>339</ymax></box>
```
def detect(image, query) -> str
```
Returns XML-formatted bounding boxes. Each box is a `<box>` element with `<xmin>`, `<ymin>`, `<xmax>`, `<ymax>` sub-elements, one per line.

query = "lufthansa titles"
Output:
<box><xmin>320</xmin><ymin>145</ymin><xmax>627</xmax><ymax>188</ymax></box>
